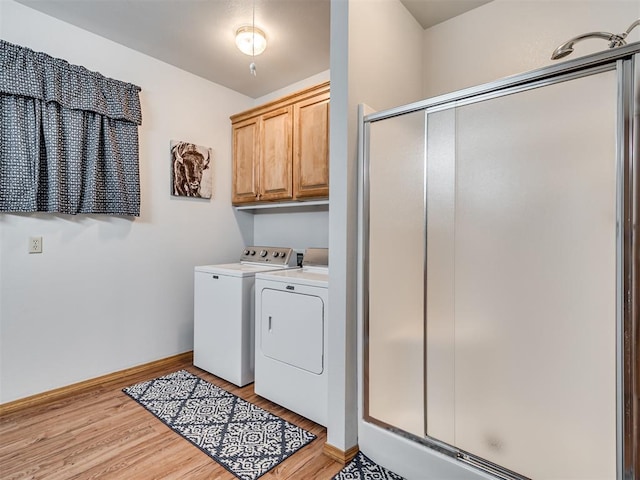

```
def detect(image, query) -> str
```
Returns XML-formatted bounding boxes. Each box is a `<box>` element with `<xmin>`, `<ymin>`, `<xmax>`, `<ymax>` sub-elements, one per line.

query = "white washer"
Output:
<box><xmin>194</xmin><ymin>247</ymin><xmax>297</xmax><ymax>387</ymax></box>
<box><xmin>254</xmin><ymin>249</ymin><xmax>328</xmax><ymax>426</ymax></box>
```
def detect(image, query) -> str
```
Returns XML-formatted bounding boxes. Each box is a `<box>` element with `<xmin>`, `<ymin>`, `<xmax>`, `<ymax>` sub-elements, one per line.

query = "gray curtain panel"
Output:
<box><xmin>0</xmin><ymin>40</ymin><xmax>142</xmax><ymax>216</ymax></box>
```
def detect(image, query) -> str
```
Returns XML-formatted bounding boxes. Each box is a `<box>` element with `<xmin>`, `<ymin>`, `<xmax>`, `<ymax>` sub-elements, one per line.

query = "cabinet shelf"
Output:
<box><xmin>234</xmin><ymin>200</ymin><xmax>329</xmax><ymax>213</ymax></box>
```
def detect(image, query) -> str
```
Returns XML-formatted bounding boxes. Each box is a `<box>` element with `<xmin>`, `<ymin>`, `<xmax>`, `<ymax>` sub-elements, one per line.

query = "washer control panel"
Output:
<box><xmin>240</xmin><ymin>246</ymin><xmax>294</xmax><ymax>266</ymax></box>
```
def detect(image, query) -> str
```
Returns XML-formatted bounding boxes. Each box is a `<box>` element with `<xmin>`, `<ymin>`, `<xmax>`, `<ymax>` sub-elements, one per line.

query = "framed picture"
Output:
<box><xmin>170</xmin><ymin>140</ymin><xmax>213</xmax><ymax>198</ymax></box>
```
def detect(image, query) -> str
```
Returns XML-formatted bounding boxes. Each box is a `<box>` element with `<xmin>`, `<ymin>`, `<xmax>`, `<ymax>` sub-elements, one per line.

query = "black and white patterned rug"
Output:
<box><xmin>123</xmin><ymin>370</ymin><xmax>316</xmax><ymax>480</ymax></box>
<box><xmin>333</xmin><ymin>452</ymin><xmax>406</xmax><ymax>480</ymax></box>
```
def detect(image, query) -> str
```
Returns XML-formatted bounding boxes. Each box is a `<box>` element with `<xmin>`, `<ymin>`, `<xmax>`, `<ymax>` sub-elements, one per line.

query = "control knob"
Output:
<box><xmin>272</xmin><ymin>251</ymin><xmax>280</xmax><ymax>257</ymax></box>
<box><xmin>243</xmin><ymin>249</ymin><xmax>250</xmax><ymax>255</ymax></box>
<box><xmin>250</xmin><ymin>250</ymin><xmax>256</xmax><ymax>255</ymax></box>
<box><xmin>260</xmin><ymin>250</ymin><xmax>268</xmax><ymax>257</ymax></box>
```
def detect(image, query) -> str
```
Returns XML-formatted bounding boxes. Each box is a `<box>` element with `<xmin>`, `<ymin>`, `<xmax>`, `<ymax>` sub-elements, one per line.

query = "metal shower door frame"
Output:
<box><xmin>360</xmin><ymin>42</ymin><xmax>639</xmax><ymax>480</ymax></box>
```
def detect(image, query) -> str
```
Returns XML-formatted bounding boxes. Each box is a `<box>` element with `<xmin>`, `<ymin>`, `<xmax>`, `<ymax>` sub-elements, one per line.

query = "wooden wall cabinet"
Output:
<box><xmin>231</xmin><ymin>82</ymin><xmax>329</xmax><ymax>206</ymax></box>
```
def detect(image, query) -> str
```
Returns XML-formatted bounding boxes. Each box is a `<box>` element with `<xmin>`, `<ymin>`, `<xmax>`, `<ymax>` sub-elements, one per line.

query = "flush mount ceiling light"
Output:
<box><xmin>235</xmin><ymin>26</ymin><xmax>267</xmax><ymax>56</ymax></box>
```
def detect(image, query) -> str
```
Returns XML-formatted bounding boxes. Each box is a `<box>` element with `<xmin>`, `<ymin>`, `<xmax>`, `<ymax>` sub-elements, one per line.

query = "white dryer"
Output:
<box><xmin>254</xmin><ymin>248</ymin><xmax>329</xmax><ymax>426</ymax></box>
<box><xmin>194</xmin><ymin>247</ymin><xmax>297</xmax><ymax>387</ymax></box>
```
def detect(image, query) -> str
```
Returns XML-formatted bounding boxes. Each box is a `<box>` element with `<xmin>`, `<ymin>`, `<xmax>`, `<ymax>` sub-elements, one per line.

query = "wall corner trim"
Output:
<box><xmin>323</xmin><ymin>442</ymin><xmax>359</xmax><ymax>465</ymax></box>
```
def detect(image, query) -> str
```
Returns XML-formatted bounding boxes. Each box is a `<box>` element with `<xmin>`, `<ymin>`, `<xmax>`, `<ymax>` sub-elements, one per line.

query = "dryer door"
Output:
<box><xmin>260</xmin><ymin>288</ymin><xmax>324</xmax><ymax>374</ymax></box>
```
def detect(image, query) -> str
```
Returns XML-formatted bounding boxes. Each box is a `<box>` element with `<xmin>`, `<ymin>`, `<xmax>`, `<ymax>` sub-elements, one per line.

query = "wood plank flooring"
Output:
<box><xmin>0</xmin><ymin>359</ymin><xmax>344</xmax><ymax>480</ymax></box>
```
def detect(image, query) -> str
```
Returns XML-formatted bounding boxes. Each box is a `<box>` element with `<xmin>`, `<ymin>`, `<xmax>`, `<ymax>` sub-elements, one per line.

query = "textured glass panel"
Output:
<box><xmin>425</xmin><ymin>70</ymin><xmax>617</xmax><ymax>479</ymax></box>
<box><xmin>425</xmin><ymin>108</ymin><xmax>456</xmax><ymax>445</ymax></box>
<box><xmin>367</xmin><ymin>110</ymin><xmax>425</xmax><ymax>436</ymax></box>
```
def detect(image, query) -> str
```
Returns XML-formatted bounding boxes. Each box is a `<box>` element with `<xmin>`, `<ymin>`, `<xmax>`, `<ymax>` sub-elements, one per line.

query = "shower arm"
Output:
<box><xmin>551</xmin><ymin>19</ymin><xmax>640</xmax><ymax>60</ymax></box>
<box><xmin>571</xmin><ymin>31</ymin><xmax>624</xmax><ymax>45</ymax></box>
<box><xmin>621</xmin><ymin>19</ymin><xmax>640</xmax><ymax>40</ymax></box>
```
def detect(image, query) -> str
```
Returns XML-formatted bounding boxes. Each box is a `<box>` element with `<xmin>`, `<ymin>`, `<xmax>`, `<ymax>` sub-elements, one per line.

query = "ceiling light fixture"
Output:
<box><xmin>235</xmin><ymin>26</ymin><xmax>267</xmax><ymax>56</ymax></box>
<box><xmin>236</xmin><ymin>0</ymin><xmax>264</xmax><ymax>76</ymax></box>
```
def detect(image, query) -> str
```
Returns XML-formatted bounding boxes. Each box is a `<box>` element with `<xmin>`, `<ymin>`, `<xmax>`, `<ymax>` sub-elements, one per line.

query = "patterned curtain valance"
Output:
<box><xmin>0</xmin><ymin>40</ymin><xmax>142</xmax><ymax>216</ymax></box>
<box><xmin>0</xmin><ymin>39</ymin><xmax>141</xmax><ymax>125</ymax></box>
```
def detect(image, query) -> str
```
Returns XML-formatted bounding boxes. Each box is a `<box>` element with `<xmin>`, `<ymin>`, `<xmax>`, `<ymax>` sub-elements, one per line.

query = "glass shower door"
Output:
<box><xmin>366</xmin><ymin>110</ymin><xmax>426</xmax><ymax>438</ymax></box>
<box><xmin>425</xmin><ymin>70</ymin><xmax>617</xmax><ymax>479</ymax></box>
<box><xmin>364</xmin><ymin>64</ymin><xmax>623</xmax><ymax>480</ymax></box>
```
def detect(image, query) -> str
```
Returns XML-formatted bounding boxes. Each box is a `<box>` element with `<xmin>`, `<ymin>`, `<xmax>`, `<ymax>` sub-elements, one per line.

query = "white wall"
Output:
<box><xmin>253</xmin><ymin>209</ymin><xmax>329</xmax><ymax>254</ymax></box>
<box><xmin>0</xmin><ymin>0</ymin><xmax>254</xmax><ymax>403</ymax></box>
<box><xmin>348</xmin><ymin>0</ymin><xmax>425</xmax><ymax>112</ymax></box>
<box><xmin>328</xmin><ymin>0</ymin><xmax>424</xmax><ymax>453</ymax></box>
<box><xmin>0</xmin><ymin>0</ymin><xmax>4</xmax><ymax>406</ymax></box>
<box><xmin>254</xmin><ymin>69</ymin><xmax>330</xmax><ymax>106</ymax></box>
<box><xmin>423</xmin><ymin>0</ymin><xmax>640</xmax><ymax>98</ymax></box>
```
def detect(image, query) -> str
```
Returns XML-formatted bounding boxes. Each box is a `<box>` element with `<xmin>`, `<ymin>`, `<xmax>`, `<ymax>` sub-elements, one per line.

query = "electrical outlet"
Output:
<box><xmin>29</xmin><ymin>236</ymin><xmax>43</xmax><ymax>254</ymax></box>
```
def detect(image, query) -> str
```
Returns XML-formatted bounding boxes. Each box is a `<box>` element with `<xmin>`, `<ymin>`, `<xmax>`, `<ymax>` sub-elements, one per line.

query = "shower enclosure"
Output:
<box><xmin>360</xmin><ymin>44</ymin><xmax>638</xmax><ymax>479</ymax></box>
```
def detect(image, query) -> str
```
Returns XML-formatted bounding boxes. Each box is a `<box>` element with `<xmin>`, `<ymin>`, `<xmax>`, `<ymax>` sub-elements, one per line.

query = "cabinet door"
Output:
<box><xmin>232</xmin><ymin>117</ymin><xmax>259</xmax><ymax>204</ymax></box>
<box><xmin>260</xmin><ymin>107</ymin><xmax>293</xmax><ymax>201</ymax></box>
<box><xmin>293</xmin><ymin>92</ymin><xmax>329</xmax><ymax>199</ymax></box>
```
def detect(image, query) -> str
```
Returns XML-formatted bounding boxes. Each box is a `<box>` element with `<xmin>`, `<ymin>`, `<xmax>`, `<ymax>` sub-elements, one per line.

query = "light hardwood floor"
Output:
<box><xmin>0</xmin><ymin>358</ymin><xmax>344</xmax><ymax>480</ymax></box>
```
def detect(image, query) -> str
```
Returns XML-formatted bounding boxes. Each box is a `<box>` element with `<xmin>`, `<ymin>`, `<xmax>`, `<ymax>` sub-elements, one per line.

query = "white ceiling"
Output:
<box><xmin>400</xmin><ymin>0</ymin><xmax>491</xmax><ymax>29</ymax></box>
<box><xmin>15</xmin><ymin>0</ymin><xmax>491</xmax><ymax>98</ymax></box>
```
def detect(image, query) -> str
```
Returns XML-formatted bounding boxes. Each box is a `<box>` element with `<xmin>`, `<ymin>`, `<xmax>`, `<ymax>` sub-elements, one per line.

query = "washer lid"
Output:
<box><xmin>195</xmin><ymin>263</ymin><xmax>297</xmax><ymax>277</ymax></box>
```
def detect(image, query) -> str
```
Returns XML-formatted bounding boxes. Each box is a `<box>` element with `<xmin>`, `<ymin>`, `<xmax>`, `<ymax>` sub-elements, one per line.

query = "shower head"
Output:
<box><xmin>551</xmin><ymin>43</ymin><xmax>576</xmax><ymax>60</ymax></box>
<box><xmin>550</xmin><ymin>32</ymin><xmax>624</xmax><ymax>60</ymax></box>
<box><xmin>551</xmin><ymin>19</ymin><xmax>639</xmax><ymax>60</ymax></box>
